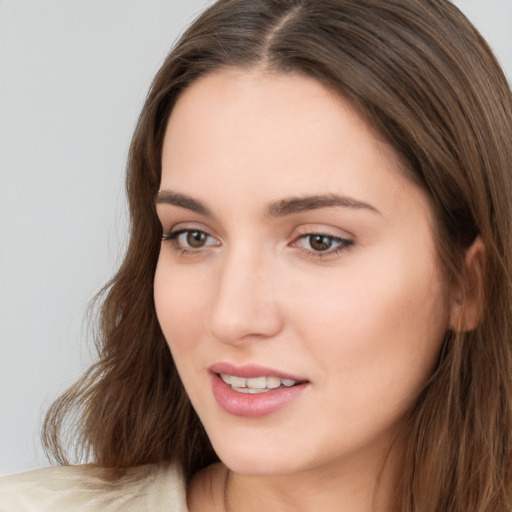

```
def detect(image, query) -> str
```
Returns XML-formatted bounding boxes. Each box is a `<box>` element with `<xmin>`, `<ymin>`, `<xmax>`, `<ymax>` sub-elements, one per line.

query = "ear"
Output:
<box><xmin>448</xmin><ymin>236</ymin><xmax>487</xmax><ymax>332</ymax></box>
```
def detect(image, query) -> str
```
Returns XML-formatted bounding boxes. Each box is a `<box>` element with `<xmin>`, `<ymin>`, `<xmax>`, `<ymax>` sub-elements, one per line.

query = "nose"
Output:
<box><xmin>206</xmin><ymin>248</ymin><xmax>284</xmax><ymax>345</ymax></box>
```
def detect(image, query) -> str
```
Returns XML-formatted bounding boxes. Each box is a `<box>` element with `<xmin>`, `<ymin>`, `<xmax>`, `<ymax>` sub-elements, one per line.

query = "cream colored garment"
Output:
<box><xmin>0</xmin><ymin>462</ymin><xmax>188</xmax><ymax>511</ymax></box>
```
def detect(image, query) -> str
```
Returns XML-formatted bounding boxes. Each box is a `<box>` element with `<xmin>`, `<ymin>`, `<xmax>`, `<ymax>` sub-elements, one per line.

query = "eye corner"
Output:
<box><xmin>289</xmin><ymin>229</ymin><xmax>354</xmax><ymax>260</ymax></box>
<box><xmin>161</xmin><ymin>227</ymin><xmax>221</xmax><ymax>257</ymax></box>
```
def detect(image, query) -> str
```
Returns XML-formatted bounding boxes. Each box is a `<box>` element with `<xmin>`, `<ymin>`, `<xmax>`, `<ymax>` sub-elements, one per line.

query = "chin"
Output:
<box><xmin>205</xmin><ymin>426</ymin><xmax>314</xmax><ymax>477</ymax></box>
<box><xmin>220</xmin><ymin>452</ymin><xmax>298</xmax><ymax>477</ymax></box>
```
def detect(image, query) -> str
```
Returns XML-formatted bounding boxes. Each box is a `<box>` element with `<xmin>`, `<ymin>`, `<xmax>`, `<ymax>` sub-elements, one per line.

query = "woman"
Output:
<box><xmin>2</xmin><ymin>0</ymin><xmax>511</xmax><ymax>510</ymax></box>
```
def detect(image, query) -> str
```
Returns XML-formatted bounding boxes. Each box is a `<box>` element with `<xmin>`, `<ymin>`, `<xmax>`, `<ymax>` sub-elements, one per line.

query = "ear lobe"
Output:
<box><xmin>448</xmin><ymin>236</ymin><xmax>487</xmax><ymax>332</ymax></box>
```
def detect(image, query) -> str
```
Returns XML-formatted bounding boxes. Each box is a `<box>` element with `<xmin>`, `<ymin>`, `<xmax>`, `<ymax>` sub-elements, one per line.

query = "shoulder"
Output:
<box><xmin>0</xmin><ymin>462</ymin><xmax>188</xmax><ymax>512</ymax></box>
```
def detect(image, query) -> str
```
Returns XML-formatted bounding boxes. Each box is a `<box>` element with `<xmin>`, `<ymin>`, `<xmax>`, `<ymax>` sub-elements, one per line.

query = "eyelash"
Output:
<box><xmin>161</xmin><ymin>229</ymin><xmax>354</xmax><ymax>259</ymax></box>
<box><xmin>162</xmin><ymin>229</ymin><xmax>219</xmax><ymax>256</ymax></box>
<box><xmin>291</xmin><ymin>232</ymin><xmax>354</xmax><ymax>259</ymax></box>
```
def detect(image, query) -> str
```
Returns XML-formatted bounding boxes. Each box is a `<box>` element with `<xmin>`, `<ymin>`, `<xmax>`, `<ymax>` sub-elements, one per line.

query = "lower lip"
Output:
<box><xmin>211</xmin><ymin>373</ymin><xmax>309</xmax><ymax>418</ymax></box>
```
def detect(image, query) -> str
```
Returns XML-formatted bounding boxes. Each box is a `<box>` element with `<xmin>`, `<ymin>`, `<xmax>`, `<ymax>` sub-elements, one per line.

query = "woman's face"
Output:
<box><xmin>154</xmin><ymin>69</ymin><xmax>449</xmax><ymax>476</ymax></box>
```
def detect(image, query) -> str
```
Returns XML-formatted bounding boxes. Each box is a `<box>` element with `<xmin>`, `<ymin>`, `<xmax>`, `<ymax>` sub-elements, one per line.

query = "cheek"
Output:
<box><xmin>153</xmin><ymin>257</ymin><xmax>209</xmax><ymax>356</ymax></box>
<box><xmin>288</xmin><ymin>250</ymin><xmax>448</xmax><ymax>410</ymax></box>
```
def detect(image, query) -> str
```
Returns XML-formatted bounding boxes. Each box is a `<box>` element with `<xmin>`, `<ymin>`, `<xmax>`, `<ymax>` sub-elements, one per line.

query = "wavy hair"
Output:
<box><xmin>43</xmin><ymin>1</ymin><xmax>512</xmax><ymax>510</ymax></box>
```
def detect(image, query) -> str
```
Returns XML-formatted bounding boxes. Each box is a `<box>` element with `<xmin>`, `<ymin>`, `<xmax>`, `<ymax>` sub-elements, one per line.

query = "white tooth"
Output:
<box><xmin>234</xmin><ymin>387</ymin><xmax>271</xmax><ymax>394</ymax></box>
<box><xmin>247</xmin><ymin>376</ymin><xmax>267</xmax><ymax>389</ymax></box>
<box><xmin>220</xmin><ymin>373</ymin><xmax>232</xmax><ymax>385</ymax></box>
<box><xmin>230</xmin><ymin>376</ymin><xmax>247</xmax><ymax>388</ymax></box>
<box><xmin>248</xmin><ymin>387</ymin><xmax>270</xmax><ymax>394</ymax></box>
<box><xmin>281</xmin><ymin>378</ymin><xmax>297</xmax><ymax>387</ymax></box>
<box><xmin>266</xmin><ymin>376</ymin><xmax>281</xmax><ymax>389</ymax></box>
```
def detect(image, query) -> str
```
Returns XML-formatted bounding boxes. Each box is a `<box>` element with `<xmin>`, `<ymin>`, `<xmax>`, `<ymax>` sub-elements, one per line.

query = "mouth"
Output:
<box><xmin>218</xmin><ymin>373</ymin><xmax>302</xmax><ymax>394</ymax></box>
<box><xmin>208</xmin><ymin>363</ymin><xmax>309</xmax><ymax>417</ymax></box>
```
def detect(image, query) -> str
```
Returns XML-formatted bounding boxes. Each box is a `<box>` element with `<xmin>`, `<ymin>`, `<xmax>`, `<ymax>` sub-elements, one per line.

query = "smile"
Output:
<box><xmin>219</xmin><ymin>373</ymin><xmax>299</xmax><ymax>393</ymax></box>
<box><xmin>209</xmin><ymin>365</ymin><xmax>309</xmax><ymax>418</ymax></box>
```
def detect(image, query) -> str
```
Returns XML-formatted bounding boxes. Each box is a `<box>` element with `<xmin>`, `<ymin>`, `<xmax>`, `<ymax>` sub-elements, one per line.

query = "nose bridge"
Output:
<box><xmin>206</xmin><ymin>242</ymin><xmax>282</xmax><ymax>344</ymax></box>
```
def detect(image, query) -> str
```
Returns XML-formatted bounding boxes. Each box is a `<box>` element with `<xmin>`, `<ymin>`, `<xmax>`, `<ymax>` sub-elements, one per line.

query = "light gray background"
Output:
<box><xmin>1</xmin><ymin>0</ymin><xmax>511</xmax><ymax>476</ymax></box>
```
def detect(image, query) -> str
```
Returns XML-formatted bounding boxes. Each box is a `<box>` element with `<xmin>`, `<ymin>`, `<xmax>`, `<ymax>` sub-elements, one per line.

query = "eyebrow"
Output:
<box><xmin>155</xmin><ymin>190</ymin><xmax>212</xmax><ymax>216</ymax></box>
<box><xmin>265</xmin><ymin>194</ymin><xmax>380</xmax><ymax>217</ymax></box>
<box><xmin>155</xmin><ymin>190</ymin><xmax>380</xmax><ymax>217</ymax></box>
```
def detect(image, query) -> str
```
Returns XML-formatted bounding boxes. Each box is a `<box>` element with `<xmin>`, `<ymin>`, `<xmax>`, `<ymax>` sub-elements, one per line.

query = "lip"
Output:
<box><xmin>209</xmin><ymin>362</ymin><xmax>310</xmax><ymax>418</ymax></box>
<box><xmin>209</xmin><ymin>362</ymin><xmax>307</xmax><ymax>381</ymax></box>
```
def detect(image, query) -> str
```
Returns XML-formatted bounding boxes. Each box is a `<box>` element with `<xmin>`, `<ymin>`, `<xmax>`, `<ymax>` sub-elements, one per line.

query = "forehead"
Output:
<box><xmin>160</xmin><ymin>68</ymin><xmax>430</xmax><ymax>222</ymax></box>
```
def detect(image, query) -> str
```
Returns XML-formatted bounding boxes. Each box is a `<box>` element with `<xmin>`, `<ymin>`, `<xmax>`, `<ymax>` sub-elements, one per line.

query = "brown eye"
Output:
<box><xmin>163</xmin><ymin>229</ymin><xmax>219</xmax><ymax>252</ymax></box>
<box><xmin>309</xmin><ymin>234</ymin><xmax>334</xmax><ymax>251</ymax></box>
<box><xmin>291</xmin><ymin>232</ymin><xmax>353</xmax><ymax>258</ymax></box>
<box><xmin>187</xmin><ymin>230</ymin><xmax>208</xmax><ymax>248</ymax></box>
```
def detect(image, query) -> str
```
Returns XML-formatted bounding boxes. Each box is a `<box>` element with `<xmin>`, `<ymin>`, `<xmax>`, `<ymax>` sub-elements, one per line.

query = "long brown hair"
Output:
<box><xmin>43</xmin><ymin>1</ymin><xmax>512</xmax><ymax>510</ymax></box>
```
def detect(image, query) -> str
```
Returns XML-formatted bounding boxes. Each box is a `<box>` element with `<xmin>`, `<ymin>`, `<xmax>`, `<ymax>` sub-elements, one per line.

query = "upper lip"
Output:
<box><xmin>209</xmin><ymin>362</ymin><xmax>308</xmax><ymax>382</ymax></box>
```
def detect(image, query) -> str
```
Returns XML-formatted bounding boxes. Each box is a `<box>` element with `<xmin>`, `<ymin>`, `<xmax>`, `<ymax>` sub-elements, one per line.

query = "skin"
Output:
<box><xmin>154</xmin><ymin>69</ymin><xmax>452</xmax><ymax>512</ymax></box>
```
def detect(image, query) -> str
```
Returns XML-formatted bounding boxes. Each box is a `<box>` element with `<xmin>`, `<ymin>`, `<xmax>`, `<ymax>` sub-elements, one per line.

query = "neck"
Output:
<box><xmin>224</xmin><ymin>448</ymin><xmax>399</xmax><ymax>512</ymax></box>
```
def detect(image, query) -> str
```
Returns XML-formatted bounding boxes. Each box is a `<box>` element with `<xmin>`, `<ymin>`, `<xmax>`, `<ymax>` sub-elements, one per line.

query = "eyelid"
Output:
<box><xmin>289</xmin><ymin>225</ymin><xmax>355</xmax><ymax>259</ymax></box>
<box><xmin>162</xmin><ymin>228</ymin><xmax>217</xmax><ymax>242</ymax></box>
<box><xmin>291</xmin><ymin>232</ymin><xmax>353</xmax><ymax>249</ymax></box>
<box><xmin>161</xmin><ymin>223</ymin><xmax>221</xmax><ymax>254</ymax></box>
<box><xmin>161</xmin><ymin>219</ymin><xmax>215</xmax><ymax>238</ymax></box>
<box><xmin>292</xmin><ymin>224</ymin><xmax>354</xmax><ymax>241</ymax></box>
<box><xmin>160</xmin><ymin>222</ymin><xmax>354</xmax><ymax>259</ymax></box>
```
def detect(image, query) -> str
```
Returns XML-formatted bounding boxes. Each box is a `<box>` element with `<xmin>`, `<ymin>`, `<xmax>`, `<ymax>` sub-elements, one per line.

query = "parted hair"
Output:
<box><xmin>43</xmin><ymin>1</ymin><xmax>512</xmax><ymax>510</ymax></box>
